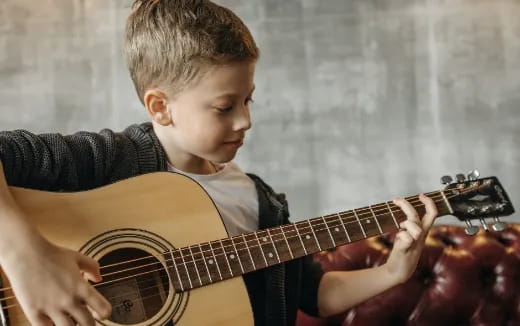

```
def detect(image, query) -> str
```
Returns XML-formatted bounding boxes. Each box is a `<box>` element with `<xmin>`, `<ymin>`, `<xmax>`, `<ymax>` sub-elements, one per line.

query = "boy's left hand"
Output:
<box><xmin>384</xmin><ymin>194</ymin><xmax>438</xmax><ymax>284</ymax></box>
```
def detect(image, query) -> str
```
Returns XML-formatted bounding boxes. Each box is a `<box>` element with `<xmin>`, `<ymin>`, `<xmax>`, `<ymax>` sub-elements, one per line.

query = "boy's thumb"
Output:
<box><xmin>76</xmin><ymin>253</ymin><xmax>102</xmax><ymax>283</ymax></box>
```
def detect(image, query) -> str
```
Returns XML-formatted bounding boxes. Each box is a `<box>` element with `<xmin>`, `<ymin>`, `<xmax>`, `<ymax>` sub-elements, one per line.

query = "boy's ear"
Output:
<box><xmin>143</xmin><ymin>89</ymin><xmax>172</xmax><ymax>126</ymax></box>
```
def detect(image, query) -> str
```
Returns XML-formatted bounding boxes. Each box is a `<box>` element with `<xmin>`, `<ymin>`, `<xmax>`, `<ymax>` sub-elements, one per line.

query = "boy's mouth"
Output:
<box><xmin>224</xmin><ymin>138</ymin><xmax>244</xmax><ymax>147</ymax></box>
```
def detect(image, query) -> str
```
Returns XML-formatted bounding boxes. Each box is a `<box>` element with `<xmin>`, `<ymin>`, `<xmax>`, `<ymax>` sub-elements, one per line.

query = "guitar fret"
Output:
<box><xmin>171</xmin><ymin>249</ymin><xmax>192</xmax><ymax>291</ymax></box>
<box><xmin>337</xmin><ymin>213</ymin><xmax>351</xmax><ymax>242</ymax></box>
<box><xmin>179</xmin><ymin>247</ymin><xmax>197</xmax><ymax>288</ymax></box>
<box><xmin>270</xmin><ymin>226</ymin><xmax>293</xmax><ymax>261</ymax></box>
<box><xmin>374</xmin><ymin>203</ymin><xmax>399</xmax><ymax>233</ymax></box>
<box><xmin>242</xmin><ymin>233</ymin><xmax>266</xmax><ymax>269</ymax></box>
<box><xmin>325</xmin><ymin>213</ymin><xmax>347</xmax><ymax>245</ymax></box>
<box><xmin>219</xmin><ymin>239</ymin><xmax>234</xmax><ymax>277</ymax></box>
<box><xmin>242</xmin><ymin>234</ymin><xmax>256</xmax><ymax>270</ymax></box>
<box><xmin>441</xmin><ymin>190</ymin><xmax>454</xmax><ymax>214</ymax></box>
<box><xmin>369</xmin><ymin>205</ymin><xmax>383</xmax><ymax>234</ymax></box>
<box><xmin>187</xmin><ymin>246</ymin><xmax>203</xmax><ymax>287</ymax></box>
<box><xmin>178</xmin><ymin>248</ymin><xmax>194</xmax><ymax>289</ymax></box>
<box><xmin>258</xmin><ymin>230</ymin><xmax>280</xmax><ymax>264</ymax></box>
<box><xmin>353</xmin><ymin>209</ymin><xmax>367</xmax><ymax>238</ymax></box>
<box><xmin>201</xmin><ymin>242</ymin><xmax>224</xmax><ymax>281</ymax></box>
<box><xmin>266</xmin><ymin>229</ymin><xmax>281</xmax><ymax>262</ymax></box>
<box><xmin>307</xmin><ymin>220</ymin><xmax>322</xmax><ymax>251</ymax></box>
<box><xmin>296</xmin><ymin>222</ymin><xmax>319</xmax><ymax>252</ymax></box>
<box><xmin>229</xmin><ymin>237</ymin><xmax>245</xmax><ymax>274</ymax></box>
<box><xmin>254</xmin><ymin>232</ymin><xmax>269</xmax><ymax>267</ymax></box>
<box><xmin>386</xmin><ymin>202</ymin><xmax>400</xmax><ymax>228</ymax></box>
<box><xmin>232</xmin><ymin>235</ymin><xmax>254</xmax><ymax>272</ymax></box>
<box><xmin>198</xmin><ymin>243</ymin><xmax>212</xmax><ymax>284</ymax></box>
<box><xmin>292</xmin><ymin>223</ymin><xmax>308</xmax><ymax>255</ymax></box>
<box><xmin>209</xmin><ymin>241</ymin><xmax>231</xmax><ymax>280</ymax></box>
<box><xmin>321</xmin><ymin>216</ymin><xmax>336</xmax><ymax>247</ymax></box>
<box><xmin>169</xmin><ymin>250</ymin><xmax>184</xmax><ymax>292</ymax></box>
<box><xmin>280</xmin><ymin>226</ymin><xmax>294</xmax><ymax>259</ymax></box>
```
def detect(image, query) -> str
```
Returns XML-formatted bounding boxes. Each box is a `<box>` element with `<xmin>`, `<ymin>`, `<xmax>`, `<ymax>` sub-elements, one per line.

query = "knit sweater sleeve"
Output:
<box><xmin>0</xmin><ymin>123</ymin><xmax>165</xmax><ymax>191</ymax></box>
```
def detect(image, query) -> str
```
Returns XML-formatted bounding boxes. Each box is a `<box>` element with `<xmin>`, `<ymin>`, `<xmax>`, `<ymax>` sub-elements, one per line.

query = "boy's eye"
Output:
<box><xmin>215</xmin><ymin>98</ymin><xmax>254</xmax><ymax>113</ymax></box>
<box><xmin>216</xmin><ymin>106</ymin><xmax>233</xmax><ymax>113</ymax></box>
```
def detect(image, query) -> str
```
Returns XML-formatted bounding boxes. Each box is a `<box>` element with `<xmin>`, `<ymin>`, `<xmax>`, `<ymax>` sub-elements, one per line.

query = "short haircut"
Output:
<box><xmin>124</xmin><ymin>0</ymin><xmax>260</xmax><ymax>104</ymax></box>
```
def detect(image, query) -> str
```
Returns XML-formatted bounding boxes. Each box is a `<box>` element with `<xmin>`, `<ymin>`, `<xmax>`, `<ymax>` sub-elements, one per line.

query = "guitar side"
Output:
<box><xmin>0</xmin><ymin>172</ymin><xmax>253</xmax><ymax>326</ymax></box>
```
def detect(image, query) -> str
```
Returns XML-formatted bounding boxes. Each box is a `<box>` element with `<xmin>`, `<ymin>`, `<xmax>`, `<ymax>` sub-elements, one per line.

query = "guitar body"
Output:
<box><xmin>0</xmin><ymin>172</ymin><xmax>253</xmax><ymax>326</ymax></box>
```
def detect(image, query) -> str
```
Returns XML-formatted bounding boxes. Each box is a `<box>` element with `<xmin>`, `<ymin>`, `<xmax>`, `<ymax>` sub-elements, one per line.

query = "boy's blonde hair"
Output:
<box><xmin>124</xmin><ymin>0</ymin><xmax>259</xmax><ymax>103</ymax></box>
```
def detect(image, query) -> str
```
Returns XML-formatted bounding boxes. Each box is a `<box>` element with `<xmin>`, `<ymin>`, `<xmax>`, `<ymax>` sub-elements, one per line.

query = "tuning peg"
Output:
<box><xmin>467</xmin><ymin>169</ymin><xmax>480</xmax><ymax>181</ymax></box>
<box><xmin>464</xmin><ymin>220</ymin><xmax>479</xmax><ymax>236</ymax></box>
<box><xmin>456</xmin><ymin>173</ymin><xmax>466</xmax><ymax>182</ymax></box>
<box><xmin>491</xmin><ymin>217</ymin><xmax>507</xmax><ymax>232</ymax></box>
<box><xmin>479</xmin><ymin>218</ymin><xmax>490</xmax><ymax>232</ymax></box>
<box><xmin>441</xmin><ymin>175</ymin><xmax>453</xmax><ymax>185</ymax></box>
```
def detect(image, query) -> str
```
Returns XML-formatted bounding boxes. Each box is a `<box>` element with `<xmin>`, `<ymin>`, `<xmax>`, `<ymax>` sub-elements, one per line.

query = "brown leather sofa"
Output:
<box><xmin>296</xmin><ymin>223</ymin><xmax>520</xmax><ymax>326</ymax></box>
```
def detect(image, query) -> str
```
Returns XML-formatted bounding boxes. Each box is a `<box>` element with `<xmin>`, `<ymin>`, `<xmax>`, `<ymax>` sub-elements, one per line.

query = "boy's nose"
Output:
<box><xmin>233</xmin><ymin>107</ymin><xmax>252</xmax><ymax>131</ymax></box>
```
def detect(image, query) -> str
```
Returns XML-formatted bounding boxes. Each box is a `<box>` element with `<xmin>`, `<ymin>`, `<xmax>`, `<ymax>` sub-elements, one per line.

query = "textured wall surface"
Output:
<box><xmin>0</xmin><ymin>0</ymin><xmax>518</xmax><ymax>227</ymax></box>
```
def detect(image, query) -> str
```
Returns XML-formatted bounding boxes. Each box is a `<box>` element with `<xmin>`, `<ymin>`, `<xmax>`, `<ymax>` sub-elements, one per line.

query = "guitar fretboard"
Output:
<box><xmin>166</xmin><ymin>191</ymin><xmax>451</xmax><ymax>292</ymax></box>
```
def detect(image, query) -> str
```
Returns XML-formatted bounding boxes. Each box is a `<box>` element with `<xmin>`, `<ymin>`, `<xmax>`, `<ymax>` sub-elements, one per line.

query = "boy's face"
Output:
<box><xmin>163</xmin><ymin>61</ymin><xmax>256</xmax><ymax>166</ymax></box>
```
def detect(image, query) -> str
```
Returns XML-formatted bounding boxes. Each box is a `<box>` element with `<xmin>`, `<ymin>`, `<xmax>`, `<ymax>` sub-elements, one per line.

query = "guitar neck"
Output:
<box><xmin>168</xmin><ymin>190</ymin><xmax>452</xmax><ymax>293</ymax></box>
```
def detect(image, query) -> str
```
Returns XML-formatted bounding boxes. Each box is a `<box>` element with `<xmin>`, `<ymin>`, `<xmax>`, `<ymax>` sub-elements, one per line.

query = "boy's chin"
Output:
<box><xmin>210</xmin><ymin>151</ymin><xmax>238</xmax><ymax>164</ymax></box>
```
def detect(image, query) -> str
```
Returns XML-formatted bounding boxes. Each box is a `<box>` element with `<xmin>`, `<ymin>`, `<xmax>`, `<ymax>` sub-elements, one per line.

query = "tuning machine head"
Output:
<box><xmin>441</xmin><ymin>175</ymin><xmax>454</xmax><ymax>185</ymax></box>
<box><xmin>491</xmin><ymin>217</ymin><xmax>507</xmax><ymax>232</ymax></box>
<box><xmin>467</xmin><ymin>169</ymin><xmax>480</xmax><ymax>181</ymax></box>
<box><xmin>464</xmin><ymin>220</ymin><xmax>479</xmax><ymax>236</ymax></box>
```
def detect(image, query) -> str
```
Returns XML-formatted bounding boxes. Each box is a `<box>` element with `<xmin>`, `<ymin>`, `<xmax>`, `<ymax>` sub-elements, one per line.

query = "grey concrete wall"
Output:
<box><xmin>1</xmin><ymin>0</ymin><xmax>519</xmax><ymax>227</ymax></box>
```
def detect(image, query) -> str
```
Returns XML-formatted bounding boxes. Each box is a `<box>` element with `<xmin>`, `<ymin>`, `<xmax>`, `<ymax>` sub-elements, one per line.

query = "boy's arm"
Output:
<box><xmin>316</xmin><ymin>195</ymin><xmax>438</xmax><ymax>317</ymax></box>
<box><xmin>0</xmin><ymin>127</ymin><xmax>139</xmax><ymax>325</ymax></box>
<box><xmin>0</xmin><ymin>129</ymin><xmax>129</xmax><ymax>191</ymax></box>
<box><xmin>0</xmin><ymin>160</ymin><xmax>112</xmax><ymax>325</ymax></box>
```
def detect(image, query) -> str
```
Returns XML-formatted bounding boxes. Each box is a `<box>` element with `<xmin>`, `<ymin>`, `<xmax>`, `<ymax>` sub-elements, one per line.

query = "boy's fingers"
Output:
<box><xmin>393</xmin><ymin>198</ymin><xmax>420</xmax><ymax>223</ymax></box>
<box><xmin>49</xmin><ymin>311</ymin><xmax>75</xmax><ymax>326</ymax></box>
<box><xmin>68</xmin><ymin>304</ymin><xmax>96</xmax><ymax>326</ymax></box>
<box><xmin>419</xmin><ymin>194</ymin><xmax>438</xmax><ymax>230</ymax></box>
<box><xmin>85</xmin><ymin>285</ymin><xmax>112</xmax><ymax>320</ymax></box>
<box><xmin>394</xmin><ymin>231</ymin><xmax>414</xmax><ymax>251</ymax></box>
<box><xmin>30</xmin><ymin>313</ymin><xmax>53</xmax><ymax>326</ymax></box>
<box><xmin>399</xmin><ymin>220</ymin><xmax>422</xmax><ymax>240</ymax></box>
<box><xmin>76</xmin><ymin>253</ymin><xmax>102</xmax><ymax>282</ymax></box>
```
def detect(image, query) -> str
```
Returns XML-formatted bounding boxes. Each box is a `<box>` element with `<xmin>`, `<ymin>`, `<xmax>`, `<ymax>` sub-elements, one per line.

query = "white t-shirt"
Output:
<box><xmin>167</xmin><ymin>161</ymin><xmax>259</xmax><ymax>237</ymax></box>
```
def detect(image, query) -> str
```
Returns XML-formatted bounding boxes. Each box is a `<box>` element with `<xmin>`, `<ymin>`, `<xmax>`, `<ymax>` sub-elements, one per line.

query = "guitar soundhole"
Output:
<box><xmin>96</xmin><ymin>248</ymin><xmax>170</xmax><ymax>324</ymax></box>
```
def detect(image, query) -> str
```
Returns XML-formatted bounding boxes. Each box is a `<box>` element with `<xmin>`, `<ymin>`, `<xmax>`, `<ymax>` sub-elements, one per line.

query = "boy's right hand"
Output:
<box><xmin>1</xmin><ymin>232</ymin><xmax>112</xmax><ymax>326</ymax></box>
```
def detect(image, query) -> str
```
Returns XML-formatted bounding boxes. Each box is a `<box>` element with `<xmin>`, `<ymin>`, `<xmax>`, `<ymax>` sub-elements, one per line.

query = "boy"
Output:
<box><xmin>0</xmin><ymin>0</ymin><xmax>438</xmax><ymax>325</ymax></box>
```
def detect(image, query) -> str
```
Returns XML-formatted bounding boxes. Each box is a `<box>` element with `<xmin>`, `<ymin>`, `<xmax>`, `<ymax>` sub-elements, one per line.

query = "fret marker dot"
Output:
<box><xmin>268</xmin><ymin>253</ymin><xmax>274</xmax><ymax>258</ymax></box>
<box><xmin>262</xmin><ymin>237</ymin><xmax>267</xmax><ymax>242</ymax></box>
<box><xmin>366</xmin><ymin>220</ymin><xmax>371</xmax><ymax>224</ymax></box>
<box><xmin>334</xmin><ymin>227</ymin><xmax>339</xmax><ymax>232</ymax></box>
<box><xmin>305</xmin><ymin>235</ymin><xmax>311</xmax><ymax>240</ymax></box>
<box><xmin>208</xmin><ymin>259</ymin><xmax>214</xmax><ymax>265</ymax></box>
<box><xmin>230</xmin><ymin>254</ymin><xmax>235</xmax><ymax>259</ymax></box>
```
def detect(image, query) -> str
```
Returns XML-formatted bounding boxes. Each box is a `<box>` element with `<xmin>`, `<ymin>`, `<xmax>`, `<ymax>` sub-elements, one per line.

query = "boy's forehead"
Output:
<box><xmin>196</xmin><ymin>62</ymin><xmax>256</xmax><ymax>94</ymax></box>
<box><xmin>214</xmin><ymin>84</ymin><xmax>256</xmax><ymax>99</ymax></box>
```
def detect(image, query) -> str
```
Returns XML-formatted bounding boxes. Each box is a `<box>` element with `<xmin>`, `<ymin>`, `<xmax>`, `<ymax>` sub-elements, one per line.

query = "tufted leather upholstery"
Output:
<box><xmin>296</xmin><ymin>223</ymin><xmax>520</xmax><ymax>326</ymax></box>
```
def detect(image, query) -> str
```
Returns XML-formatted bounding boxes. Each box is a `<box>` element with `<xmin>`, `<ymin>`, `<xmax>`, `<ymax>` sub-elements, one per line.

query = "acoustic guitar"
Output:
<box><xmin>0</xmin><ymin>171</ymin><xmax>515</xmax><ymax>325</ymax></box>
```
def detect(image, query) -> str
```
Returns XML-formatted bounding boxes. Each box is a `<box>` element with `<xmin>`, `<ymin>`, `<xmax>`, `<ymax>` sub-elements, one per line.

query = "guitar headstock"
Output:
<box><xmin>442</xmin><ymin>170</ymin><xmax>515</xmax><ymax>235</ymax></box>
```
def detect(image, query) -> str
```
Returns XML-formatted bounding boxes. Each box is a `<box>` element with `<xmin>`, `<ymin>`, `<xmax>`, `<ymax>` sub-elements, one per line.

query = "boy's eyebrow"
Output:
<box><xmin>214</xmin><ymin>85</ymin><xmax>256</xmax><ymax>99</ymax></box>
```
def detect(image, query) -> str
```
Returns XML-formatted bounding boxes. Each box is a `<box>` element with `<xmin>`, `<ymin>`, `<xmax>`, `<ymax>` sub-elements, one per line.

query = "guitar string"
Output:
<box><xmin>0</xmin><ymin>196</ymin><xmax>440</xmax><ymax>315</ymax></box>
<box><xmin>0</xmin><ymin>186</ymin><xmax>481</xmax><ymax>318</ymax></box>
<box><xmin>96</xmin><ymin>190</ymin><xmax>444</xmax><ymax>279</ymax></box>
<box><xmin>0</xmin><ymin>185</ymin><xmax>481</xmax><ymax>307</ymax></box>
<box><xmin>0</xmin><ymin>191</ymin><xmax>442</xmax><ymax>297</ymax></box>
<box><xmin>0</xmin><ymin>196</ymin><xmax>437</xmax><ymax>308</ymax></box>
<box><xmin>0</xmin><ymin>186</ymin><xmax>476</xmax><ymax>303</ymax></box>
